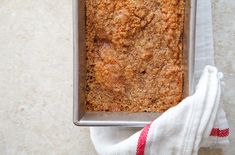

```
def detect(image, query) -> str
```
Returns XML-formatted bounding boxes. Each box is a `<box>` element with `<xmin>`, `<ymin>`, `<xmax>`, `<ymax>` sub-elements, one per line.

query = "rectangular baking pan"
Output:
<box><xmin>73</xmin><ymin>0</ymin><xmax>196</xmax><ymax>127</ymax></box>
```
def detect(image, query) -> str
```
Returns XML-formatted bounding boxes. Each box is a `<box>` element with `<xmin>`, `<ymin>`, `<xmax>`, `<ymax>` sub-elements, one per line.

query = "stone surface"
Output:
<box><xmin>0</xmin><ymin>0</ymin><xmax>234</xmax><ymax>155</ymax></box>
<box><xmin>212</xmin><ymin>1</ymin><xmax>235</xmax><ymax>154</ymax></box>
<box><xmin>0</xmin><ymin>0</ymin><xmax>97</xmax><ymax>155</ymax></box>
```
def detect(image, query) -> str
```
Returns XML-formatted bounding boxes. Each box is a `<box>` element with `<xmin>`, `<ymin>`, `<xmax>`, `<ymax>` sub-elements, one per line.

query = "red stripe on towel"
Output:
<box><xmin>136</xmin><ymin>123</ymin><xmax>151</xmax><ymax>155</ymax></box>
<box><xmin>210</xmin><ymin>128</ymin><xmax>229</xmax><ymax>137</ymax></box>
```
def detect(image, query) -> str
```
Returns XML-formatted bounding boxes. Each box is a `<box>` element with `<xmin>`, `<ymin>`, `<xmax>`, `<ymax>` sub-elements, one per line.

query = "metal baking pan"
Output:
<box><xmin>73</xmin><ymin>0</ymin><xmax>196</xmax><ymax>127</ymax></box>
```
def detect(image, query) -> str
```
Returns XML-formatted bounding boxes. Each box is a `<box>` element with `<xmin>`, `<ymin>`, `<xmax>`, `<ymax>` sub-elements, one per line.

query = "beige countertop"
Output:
<box><xmin>0</xmin><ymin>0</ymin><xmax>234</xmax><ymax>154</ymax></box>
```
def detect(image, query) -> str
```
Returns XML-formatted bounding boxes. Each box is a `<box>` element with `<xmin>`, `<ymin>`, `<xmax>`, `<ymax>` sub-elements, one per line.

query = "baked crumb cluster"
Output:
<box><xmin>86</xmin><ymin>0</ymin><xmax>185</xmax><ymax>112</ymax></box>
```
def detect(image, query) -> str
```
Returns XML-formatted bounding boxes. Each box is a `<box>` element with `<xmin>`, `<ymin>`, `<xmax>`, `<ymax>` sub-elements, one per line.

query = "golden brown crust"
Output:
<box><xmin>86</xmin><ymin>0</ymin><xmax>185</xmax><ymax>112</ymax></box>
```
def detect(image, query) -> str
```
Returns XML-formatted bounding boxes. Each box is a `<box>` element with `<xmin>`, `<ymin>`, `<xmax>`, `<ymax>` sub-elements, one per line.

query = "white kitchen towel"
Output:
<box><xmin>90</xmin><ymin>66</ymin><xmax>229</xmax><ymax>155</ymax></box>
<box><xmin>90</xmin><ymin>0</ymin><xmax>230</xmax><ymax>154</ymax></box>
<box><xmin>194</xmin><ymin>0</ymin><xmax>215</xmax><ymax>84</ymax></box>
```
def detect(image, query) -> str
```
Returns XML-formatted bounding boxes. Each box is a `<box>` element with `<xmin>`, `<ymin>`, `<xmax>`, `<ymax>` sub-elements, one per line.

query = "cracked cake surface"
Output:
<box><xmin>85</xmin><ymin>0</ymin><xmax>185</xmax><ymax>112</ymax></box>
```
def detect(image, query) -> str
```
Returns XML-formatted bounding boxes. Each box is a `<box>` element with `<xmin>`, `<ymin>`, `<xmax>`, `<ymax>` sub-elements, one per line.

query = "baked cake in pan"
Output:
<box><xmin>85</xmin><ymin>0</ymin><xmax>185</xmax><ymax>112</ymax></box>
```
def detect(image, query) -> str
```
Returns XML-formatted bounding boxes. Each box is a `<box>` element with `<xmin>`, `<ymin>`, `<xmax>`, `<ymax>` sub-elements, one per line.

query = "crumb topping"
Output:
<box><xmin>86</xmin><ymin>0</ymin><xmax>185</xmax><ymax>112</ymax></box>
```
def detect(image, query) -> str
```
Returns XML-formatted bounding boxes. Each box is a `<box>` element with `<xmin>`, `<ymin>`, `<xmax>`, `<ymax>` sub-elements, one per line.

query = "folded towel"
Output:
<box><xmin>90</xmin><ymin>66</ymin><xmax>229</xmax><ymax>155</ymax></box>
